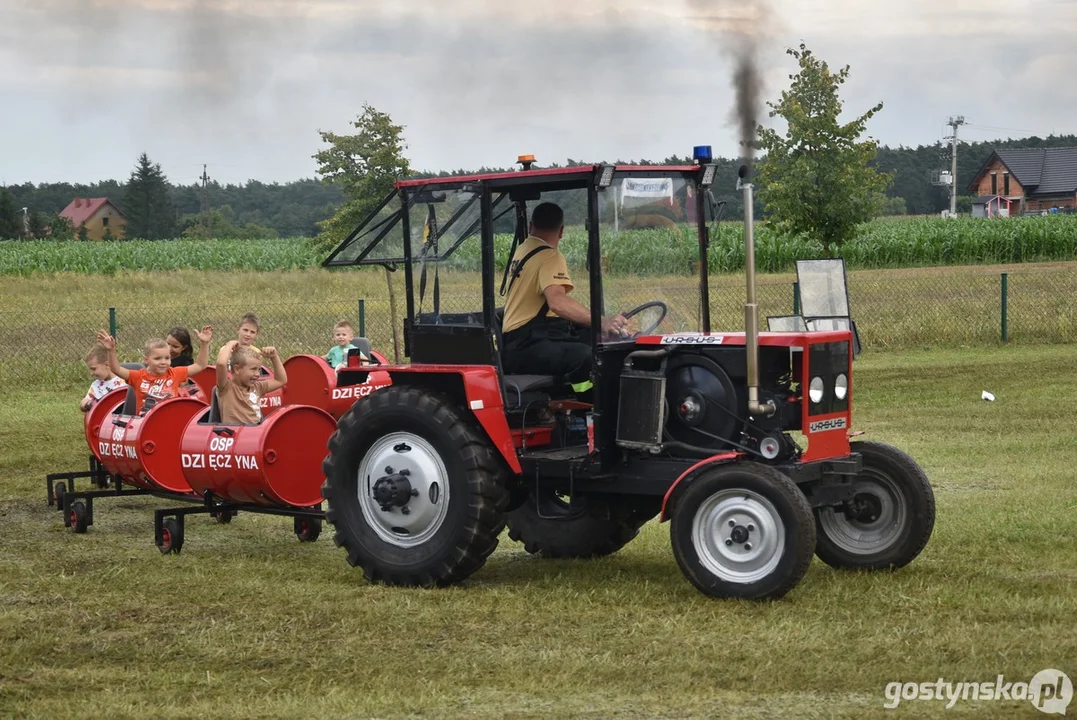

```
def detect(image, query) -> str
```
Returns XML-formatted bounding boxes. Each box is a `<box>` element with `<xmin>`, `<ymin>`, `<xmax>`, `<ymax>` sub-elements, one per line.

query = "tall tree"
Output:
<box><xmin>123</xmin><ymin>153</ymin><xmax>176</xmax><ymax>240</ymax></box>
<box><xmin>756</xmin><ymin>44</ymin><xmax>892</xmax><ymax>256</ymax></box>
<box><xmin>313</xmin><ymin>104</ymin><xmax>411</xmax><ymax>253</ymax></box>
<box><xmin>0</xmin><ymin>189</ymin><xmax>21</xmax><ymax>239</ymax></box>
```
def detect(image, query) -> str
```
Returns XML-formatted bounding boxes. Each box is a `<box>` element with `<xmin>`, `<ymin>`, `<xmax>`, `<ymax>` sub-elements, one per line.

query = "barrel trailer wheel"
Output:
<box><xmin>321</xmin><ymin>386</ymin><xmax>507</xmax><ymax>587</ymax></box>
<box><xmin>68</xmin><ymin>500</ymin><xmax>89</xmax><ymax>534</ymax></box>
<box><xmin>158</xmin><ymin>518</ymin><xmax>184</xmax><ymax>555</ymax></box>
<box><xmin>668</xmin><ymin>462</ymin><xmax>816</xmax><ymax>600</ymax></box>
<box><xmin>294</xmin><ymin>516</ymin><xmax>322</xmax><ymax>543</ymax></box>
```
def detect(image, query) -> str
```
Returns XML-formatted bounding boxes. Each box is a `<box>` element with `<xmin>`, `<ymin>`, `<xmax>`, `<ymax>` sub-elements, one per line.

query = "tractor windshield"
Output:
<box><xmin>596</xmin><ymin>172</ymin><xmax>704</xmax><ymax>339</ymax></box>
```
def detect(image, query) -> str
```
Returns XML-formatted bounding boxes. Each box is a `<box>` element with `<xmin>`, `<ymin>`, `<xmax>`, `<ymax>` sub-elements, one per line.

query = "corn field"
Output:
<box><xmin>2</xmin><ymin>214</ymin><xmax>1076</xmax><ymax>276</ymax></box>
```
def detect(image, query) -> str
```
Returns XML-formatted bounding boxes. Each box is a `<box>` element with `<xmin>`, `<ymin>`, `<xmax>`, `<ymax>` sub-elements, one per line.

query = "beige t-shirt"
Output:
<box><xmin>501</xmin><ymin>236</ymin><xmax>574</xmax><ymax>333</ymax></box>
<box><xmin>218</xmin><ymin>379</ymin><xmax>267</xmax><ymax>424</ymax></box>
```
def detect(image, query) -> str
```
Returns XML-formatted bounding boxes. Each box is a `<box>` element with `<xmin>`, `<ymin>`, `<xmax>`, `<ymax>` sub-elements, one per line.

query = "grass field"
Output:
<box><xmin>2</xmin><ymin>344</ymin><xmax>1075</xmax><ymax>718</ymax></box>
<box><xmin>2</xmin><ymin>261</ymin><xmax>1076</xmax><ymax>390</ymax></box>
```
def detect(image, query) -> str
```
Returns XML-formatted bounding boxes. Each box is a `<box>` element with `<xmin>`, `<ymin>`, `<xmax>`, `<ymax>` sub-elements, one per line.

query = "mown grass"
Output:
<box><xmin>2</xmin><ymin>262</ymin><xmax>1076</xmax><ymax>390</ymax></box>
<box><xmin>1</xmin><ymin>344</ymin><xmax>1075</xmax><ymax>718</ymax></box>
<box><xmin>3</xmin><ymin>214</ymin><xmax>1077</xmax><ymax>276</ymax></box>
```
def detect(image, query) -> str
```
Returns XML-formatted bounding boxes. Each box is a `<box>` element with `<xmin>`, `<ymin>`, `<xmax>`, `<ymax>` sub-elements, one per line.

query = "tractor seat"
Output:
<box><xmin>494</xmin><ymin>306</ymin><xmax>559</xmax><ymax>405</ymax></box>
<box><xmin>120</xmin><ymin>387</ymin><xmax>137</xmax><ymax>415</ymax></box>
<box><xmin>208</xmin><ymin>388</ymin><xmax>222</xmax><ymax>424</ymax></box>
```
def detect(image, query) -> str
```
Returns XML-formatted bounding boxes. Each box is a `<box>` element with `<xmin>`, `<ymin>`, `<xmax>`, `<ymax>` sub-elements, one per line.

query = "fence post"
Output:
<box><xmin>357</xmin><ymin>298</ymin><xmax>366</xmax><ymax>338</ymax></box>
<box><xmin>1000</xmin><ymin>272</ymin><xmax>1009</xmax><ymax>343</ymax></box>
<box><xmin>793</xmin><ymin>282</ymin><xmax>800</xmax><ymax>316</ymax></box>
<box><xmin>109</xmin><ymin>306</ymin><xmax>117</xmax><ymax>338</ymax></box>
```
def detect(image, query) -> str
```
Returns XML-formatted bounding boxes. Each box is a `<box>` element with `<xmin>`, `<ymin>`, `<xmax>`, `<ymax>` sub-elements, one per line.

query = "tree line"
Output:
<box><xmin>2</xmin><ymin>50</ymin><xmax>1074</xmax><ymax>245</ymax></box>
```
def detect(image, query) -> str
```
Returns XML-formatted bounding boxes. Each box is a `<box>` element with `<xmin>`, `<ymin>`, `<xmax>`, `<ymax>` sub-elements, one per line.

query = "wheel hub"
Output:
<box><xmin>817</xmin><ymin>472</ymin><xmax>907</xmax><ymax>555</ymax></box>
<box><xmin>372</xmin><ymin>469</ymin><xmax>418</xmax><ymax>512</ymax></box>
<box><xmin>357</xmin><ymin>432</ymin><xmax>450</xmax><ymax>548</ymax></box>
<box><xmin>729</xmin><ymin>524</ymin><xmax>751</xmax><ymax>544</ymax></box>
<box><xmin>846</xmin><ymin>493</ymin><xmax>882</xmax><ymax>523</ymax></box>
<box><xmin>692</xmin><ymin>490</ymin><xmax>784</xmax><ymax>583</ymax></box>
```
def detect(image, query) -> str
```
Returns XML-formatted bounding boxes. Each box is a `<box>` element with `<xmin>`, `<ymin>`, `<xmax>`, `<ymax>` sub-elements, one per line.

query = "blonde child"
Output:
<box><xmin>325</xmin><ymin>320</ymin><xmax>367</xmax><ymax>369</ymax></box>
<box><xmin>97</xmin><ymin>326</ymin><xmax>212</xmax><ymax>414</ymax></box>
<box><xmin>216</xmin><ymin>341</ymin><xmax>287</xmax><ymax>424</ymax></box>
<box><xmin>80</xmin><ymin>344</ymin><xmax>126</xmax><ymax>412</ymax></box>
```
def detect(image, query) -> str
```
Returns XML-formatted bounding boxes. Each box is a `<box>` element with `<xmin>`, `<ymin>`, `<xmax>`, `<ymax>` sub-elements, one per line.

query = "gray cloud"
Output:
<box><xmin>0</xmin><ymin>0</ymin><xmax>1074</xmax><ymax>185</ymax></box>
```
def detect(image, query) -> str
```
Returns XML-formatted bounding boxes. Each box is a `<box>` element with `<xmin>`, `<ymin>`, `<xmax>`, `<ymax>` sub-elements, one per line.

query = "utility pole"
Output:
<box><xmin>199</xmin><ymin>164</ymin><xmax>211</xmax><ymax>238</ymax></box>
<box><xmin>945</xmin><ymin>116</ymin><xmax>965</xmax><ymax>216</ymax></box>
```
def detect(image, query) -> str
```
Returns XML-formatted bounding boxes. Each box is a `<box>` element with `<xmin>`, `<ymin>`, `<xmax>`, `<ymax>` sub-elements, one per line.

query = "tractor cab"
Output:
<box><xmin>325</xmin><ymin>160</ymin><xmax>717</xmax><ymax>416</ymax></box>
<box><xmin>320</xmin><ymin>152</ymin><xmax>934</xmax><ymax>601</ymax></box>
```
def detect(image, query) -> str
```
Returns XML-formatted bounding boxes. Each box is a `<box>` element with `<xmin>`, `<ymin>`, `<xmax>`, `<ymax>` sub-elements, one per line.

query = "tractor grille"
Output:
<box><xmin>808</xmin><ymin>340</ymin><xmax>850</xmax><ymax>415</ymax></box>
<box><xmin>616</xmin><ymin>370</ymin><xmax>666</xmax><ymax>450</ymax></box>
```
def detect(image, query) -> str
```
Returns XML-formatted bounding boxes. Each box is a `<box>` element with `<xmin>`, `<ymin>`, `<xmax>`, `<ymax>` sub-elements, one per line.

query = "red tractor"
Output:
<box><xmin>319</xmin><ymin>153</ymin><xmax>935</xmax><ymax>599</ymax></box>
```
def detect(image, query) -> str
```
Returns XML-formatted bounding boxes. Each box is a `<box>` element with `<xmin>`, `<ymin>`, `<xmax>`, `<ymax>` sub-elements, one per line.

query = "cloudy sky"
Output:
<box><xmin>2</xmin><ymin>0</ymin><xmax>1075</xmax><ymax>185</ymax></box>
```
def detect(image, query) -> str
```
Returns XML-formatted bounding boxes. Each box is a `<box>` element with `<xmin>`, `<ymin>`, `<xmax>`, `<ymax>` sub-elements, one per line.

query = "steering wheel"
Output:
<box><xmin>619</xmin><ymin>300</ymin><xmax>669</xmax><ymax>337</ymax></box>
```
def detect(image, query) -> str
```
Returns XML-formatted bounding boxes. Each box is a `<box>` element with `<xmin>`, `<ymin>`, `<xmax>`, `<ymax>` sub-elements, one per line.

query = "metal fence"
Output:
<box><xmin>1</xmin><ymin>263</ymin><xmax>1074</xmax><ymax>392</ymax></box>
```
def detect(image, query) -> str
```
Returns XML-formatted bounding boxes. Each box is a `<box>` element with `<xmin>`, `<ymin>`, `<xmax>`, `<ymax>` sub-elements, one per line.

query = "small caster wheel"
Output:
<box><xmin>212</xmin><ymin>509</ymin><xmax>234</xmax><ymax>524</ymax></box>
<box><xmin>294</xmin><ymin>516</ymin><xmax>321</xmax><ymax>543</ymax></box>
<box><xmin>158</xmin><ymin>518</ymin><xmax>184</xmax><ymax>555</ymax></box>
<box><xmin>69</xmin><ymin>501</ymin><xmax>88</xmax><ymax>534</ymax></box>
<box><xmin>53</xmin><ymin>481</ymin><xmax>67</xmax><ymax>509</ymax></box>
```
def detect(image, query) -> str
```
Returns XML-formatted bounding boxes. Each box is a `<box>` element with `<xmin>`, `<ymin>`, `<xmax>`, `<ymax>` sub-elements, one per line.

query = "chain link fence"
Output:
<box><xmin>2</xmin><ymin>263</ymin><xmax>1074</xmax><ymax>392</ymax></box>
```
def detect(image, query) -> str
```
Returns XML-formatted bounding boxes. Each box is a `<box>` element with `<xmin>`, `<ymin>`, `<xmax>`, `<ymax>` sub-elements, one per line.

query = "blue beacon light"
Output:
<box><xmin>693</xmin><ymin>145</ymin><xmax>713</xmax><ymax>163</ymax></box>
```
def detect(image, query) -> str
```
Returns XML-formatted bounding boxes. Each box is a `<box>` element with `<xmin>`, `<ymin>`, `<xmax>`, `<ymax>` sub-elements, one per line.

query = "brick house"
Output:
<box><xmin>59</xmin><ymin>197</ymin><xmax>126</xmax><ymax>240</ymax></box>
<box><xmin>967</xmin><ymin>148</ymin><xmax>1077</xmax><ymax>215</ymax></box>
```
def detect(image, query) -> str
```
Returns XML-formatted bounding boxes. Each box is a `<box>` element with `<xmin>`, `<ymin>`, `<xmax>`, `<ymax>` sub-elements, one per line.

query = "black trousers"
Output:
<box><xmin>502</xmin><ymin>318</ymin><xmax>592</xmax><ymax>384</ymax></box>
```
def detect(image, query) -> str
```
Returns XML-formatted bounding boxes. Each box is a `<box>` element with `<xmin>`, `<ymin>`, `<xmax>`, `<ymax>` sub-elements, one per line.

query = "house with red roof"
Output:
<box><xmin>59</xmin><ymin>197</ymin><xmax>126</xmax><ymax>240</ymax></box>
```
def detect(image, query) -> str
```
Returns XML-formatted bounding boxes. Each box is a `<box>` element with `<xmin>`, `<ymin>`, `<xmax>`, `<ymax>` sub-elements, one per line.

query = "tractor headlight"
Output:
<box><xmin>809</xmin><ymin>376</ymin><xmax>825</xmax><ymax>404</ymax></box>
<box><xmin>834</xmin><ymin>373</ymin><xmax>848</xmax><ymax>401</ymax></box>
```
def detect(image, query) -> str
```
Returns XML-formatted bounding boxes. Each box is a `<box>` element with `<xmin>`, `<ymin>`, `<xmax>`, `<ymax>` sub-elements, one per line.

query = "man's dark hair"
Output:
<box><xmin>530</xmin><ymin>202</ymin><xmax>564</xmax><ymax>232</ymax></box>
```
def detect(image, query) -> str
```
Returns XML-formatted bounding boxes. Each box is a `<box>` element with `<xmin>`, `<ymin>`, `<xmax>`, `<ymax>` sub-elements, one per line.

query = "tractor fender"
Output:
<box><xmin>340</xmin><ymin>365</ymin><xmax>521</xmax><ymax>475</ymax></box>
<box><xmin>659</xmin><ymin>452</ymin><xmax>741</xmax><ymax>522</ymax></box>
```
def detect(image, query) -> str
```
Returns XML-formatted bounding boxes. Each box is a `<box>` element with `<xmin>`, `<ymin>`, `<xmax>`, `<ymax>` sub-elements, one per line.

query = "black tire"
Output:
<box><xmin>321</xmin><ymin>386</ymin><xmax>507</xmax><ymax>587</ymax></box>
<box><xmin>506</xmin><ymin>493</ymin><xmax>656</xmax><ymax>559</ymax></box>
<box><xmin>669</xmin><ymin>463</ymin><xmax>815</xmax><ymax>600</ymax></box>
<box><xmin>158</xmin><ymin>518</ymin><xmax>183</xmax><ymax>555</ymax></box>
<box><xmin>814</xmin><ymin>441</ymin><xmax>935</xmax><ymax>570</ymax></box>
<box><xmin>53</xmin><ymin>481</ymin><xmax>67</xmax><ymax>509</ymax></box>
<box><xmin>69</xmin><ymin>501</ymin><xmax>89</xmax><ymax>534</ymax></box>
<box><xmin>294</xmin><ymin>516</ymin><xmax>322</xmax><ymax>543</ymax></box>
<box><xmin>212</xmin><ymin>509</ymin><xmax>235</xmax><ymax>524</ymax></box>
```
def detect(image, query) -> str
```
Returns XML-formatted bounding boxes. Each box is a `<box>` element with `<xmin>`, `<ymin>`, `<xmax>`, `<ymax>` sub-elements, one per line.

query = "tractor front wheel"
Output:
<box><xmin>814</xmin><ymin>441</ymin><xmax>935</xmax><ymax>570</ymax></box>
<box><xmin>669</xmin><ymin>463</ymin><xmax>815</xmax><ymax>600</ymax></box>
<box><xmin>321</xmin><ymin>386</ymin><xmax>507</xmax><ymax>587</ymax></box>
<box><xmin>506</xmin><ymin>492</ymin><xmax>656</xmax><ymax>559</ymax></box>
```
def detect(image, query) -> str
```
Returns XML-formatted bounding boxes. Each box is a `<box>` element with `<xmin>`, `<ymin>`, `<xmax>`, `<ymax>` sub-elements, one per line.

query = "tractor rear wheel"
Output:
<box><xmin>814</xmin><ymin>441</ymin><xmax>935</xmax><ymax>570</ymax></box>
<box><xmin>321</xmin><ymin>386</ymin><xmax>507</xmax><ymax>587</ymax></box>
<box><xmin>506</xmin><ymin>492</ymin><xmax>657</xmax><ymax>559</ymax></box>
<box><xmin>669</xmin><ymin>463</ymin><xmax>815</xmax><ymax>600</ymax></box>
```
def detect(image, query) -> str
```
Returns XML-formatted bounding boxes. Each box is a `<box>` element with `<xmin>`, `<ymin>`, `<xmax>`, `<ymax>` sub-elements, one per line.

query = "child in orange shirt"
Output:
<box><xmin>97</xmin><ymin>326</ymin><xmax>213</xmax><ymax>414</ymax></box>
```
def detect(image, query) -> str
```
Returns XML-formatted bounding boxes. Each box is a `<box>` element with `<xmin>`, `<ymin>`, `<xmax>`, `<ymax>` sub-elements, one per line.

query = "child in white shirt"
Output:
<box><xmin>80</xmin><ymin>344</ymin><xmax>126</xmax><ymax>411</ymax></box>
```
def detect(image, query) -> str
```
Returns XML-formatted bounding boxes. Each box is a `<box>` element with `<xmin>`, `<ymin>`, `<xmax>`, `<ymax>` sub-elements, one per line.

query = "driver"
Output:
<box><xmin>501</xmin><ymin>202</ymin><xmax>626</xmax><ymax>386</ymax></box>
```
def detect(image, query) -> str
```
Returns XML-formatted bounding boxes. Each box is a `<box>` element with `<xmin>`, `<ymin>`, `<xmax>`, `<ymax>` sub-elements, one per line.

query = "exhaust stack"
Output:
<box><xmin>738</xmin><ymin>166</ymin><xmax>776</xmax><ymax>418</ymax></box>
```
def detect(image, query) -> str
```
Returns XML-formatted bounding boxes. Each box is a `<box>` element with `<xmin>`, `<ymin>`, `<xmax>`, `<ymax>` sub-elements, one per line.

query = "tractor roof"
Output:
<box><xmin>395</xmin><ymin>165</ymin><xmax>700</xmax><ymax>189</ymax></box>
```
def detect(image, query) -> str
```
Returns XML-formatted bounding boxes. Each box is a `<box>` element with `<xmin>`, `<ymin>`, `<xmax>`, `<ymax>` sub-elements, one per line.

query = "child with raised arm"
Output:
<box><xmin>325</xmin><ymin>320</ymin><xmax>367</xmax><ymax>369</ymax></box>
<box><xmin>80</xmin><ymin>344</ymin><xmax>125</xmax><ymax>412</ymax></box>
<box><xmin>216</xmin><ymin>342</ymin><xmax>287</xmax><ymax>424</ymax></box>
<box><xmin>97</xmin><ymin>326</ymin><xmax>213</xmax><ymax>414</ymax></box>
<box><xmin>166</xmin><ymin>326</ymin><xmax>194</xmax><ymax>367</ymax></box>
